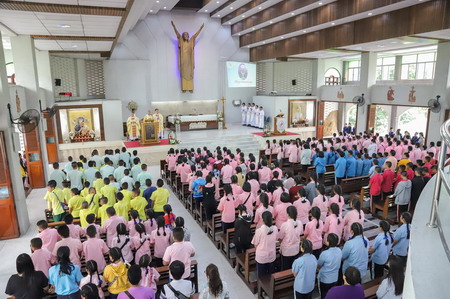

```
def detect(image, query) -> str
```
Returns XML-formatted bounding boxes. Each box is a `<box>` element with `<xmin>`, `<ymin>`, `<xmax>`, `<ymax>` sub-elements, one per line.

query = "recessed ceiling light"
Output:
<box><xmin>247</xmin><ymin>46</ymin><xmax>250</xmax><ymax>48</ymax></box>
<box><xmin>318</xmin><ymin>2</ymin><xmax>323</xmax><ymax>5</ymax></box>
<box><xmin>291</xmin><ymin>13</ymin><xmax>295</xmax><ymax>15</ymax></box>
<box><xmin>280</xmin><ymin>36</ymin><xmax>284</xmax><ymax>39</ymax></box>
<box><xmin>216</xmin><ymin>1</ymin><xmax>220</xmax><ymax>3</ymax></box>
<box><xmin>368</xmin><ymin>12</ymin><xmax>373</xmax><ymax>16</ymax></box>
<box><xmin>242</xmin><ymin>15</ymin><xmax>245</xmax><ymax>17</ymax></box>
<box><xmin>377</xmin><ymin>44</ymin><xmax>385</xmax><ymax>48</ymax></box>
<box><xmin>270</xmin><ymin>21</ymin><xmax>273</xmax><ymax>24</ymax></box>
<box><xmin>238</xmin><ymin>33</ymin><xmax>241</xmax><ymax>35</ymax></box>
<box><xmin>71</xmin><ymin>45</ymin><xmax>78</xmax><ymax>48</ymax></box>
<box><xmin>303</xmin><ymin>30</ymin><xmax>307</xmax><ymax>33</ymax></box>
<box><xmin>57</xmin><ymin>24</ymin><xmax>71</xmax><ymax>28</ymax></box>
<box><xmin>217</xmin><ymin>15</ymin><xmax>220</xmax><ymax>17</ymax></box>
<box><xmin>156</xmin><ymin>0</ymin><xmax>159</xmax><ymax>2</ymax></box>
<box><xmin>228</xmin><ymin>22</ymin><xmax>231</xmax><ymax>24</ymax></box>
<box><xmin>259</xmin><ymin>7</ymin><xmax>262</xmax><ymax>9</ymax></box>
<box><xmin>163</xmin><ymin>6</ymin><xmax>166</xmax><ymax>9</ymax></box>
<box><xmin>263</xmin><ymin>41</ymin><xmax>266</xmax><ymax>44</ymax></box>
<box><xmin>205</xmin><ymin>10</ymin><xmax>208</xmax><ymax>12</ymax></box>
<box><xmin>390</xmin><ymin>41</ymin><xmax>398</xmax><ymax>44</ymax></box>
<box><xmin>252</xmin><ymin>27</ymin><xmax>255</xmax><ymax>30</ymax></box>
<box><xmin>150</xmin><ymin>10</ymin><xmax>153</xmax><ymax>12</ymax></box>
<box><xmin>331</xmin><ymin>22</ymin><xmax>335</xmax><ymax>25</ymax></box>
<box><xmin>230</xmin><ymin>7</ymin><xmax>233</xmax><ymax>9</ymax></box>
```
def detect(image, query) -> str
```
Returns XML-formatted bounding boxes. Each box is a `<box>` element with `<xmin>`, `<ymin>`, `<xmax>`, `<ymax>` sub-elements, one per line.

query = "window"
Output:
<box><xmin>401</xmin><ymin>52</ymin><xmax>436</xmax><ymax>80</ymax></box>
<box><xmin>324</xmin><ymin>68</ymin><xmax>341</xmax><ymax>85</ymax></box>
<box><xmin>344</xmin><ymin>60</ymin><xmax>360</xmax><ymax>82</ymax></box>
<box><xmin>376</xmin><ymin>57</ymin><xmax>395</xmax><ymax>81</ymax></box>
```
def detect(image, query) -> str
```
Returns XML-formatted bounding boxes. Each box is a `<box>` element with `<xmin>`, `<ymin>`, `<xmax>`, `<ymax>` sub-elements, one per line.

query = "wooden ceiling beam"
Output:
<box><xmin>0</xmin><ymin>1</ymin><xmax>125</xmax><ymax>16</ymax></box>
<box><xmin>220</xmin><ymin>0</ymin><xmax>266</xmax><ymax>22</ymax></box>
<box><xmin>31</xmin><ymin>35</ymin><xmax>115</xmax><ymax>41</ymax></box>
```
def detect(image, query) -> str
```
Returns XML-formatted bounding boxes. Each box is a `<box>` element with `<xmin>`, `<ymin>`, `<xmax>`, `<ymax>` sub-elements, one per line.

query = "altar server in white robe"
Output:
<box><xmin>247</xmin><ymin>104</ymin><xmax>254</xmax><ymax>126</ymax></box>
<box><xmin>254</xmin><ymin>105</ymin><xmax>260</xmax><ymax>127</ymax></box>
<box><xmin>241</xmin><ymin>103</ymin><xmax>247</xmax><ymax>125</ymax></box>
<box><xmin>258</xmin><ymin>106</ymin><xmax>265</xmax><ymax>129</ymax></box>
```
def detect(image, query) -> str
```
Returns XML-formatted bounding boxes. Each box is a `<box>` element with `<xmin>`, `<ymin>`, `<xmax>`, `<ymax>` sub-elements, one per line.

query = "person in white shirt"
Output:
<box><xmin>64</xmin><ymin>156</ymin><xmax>74</xmax><ymax>173</ymax></box>
<box><xmin>253</xmin><ymin>105</ymin><xmax>260</xmax><ymax>128</ymax></box>
<box><xmin>66</xmin><ymin>162</ymin><xmax>83</xmax><ymax>190</ymax></box>
<box><xmin>241</xmin><ymin>103</ymin><xmax>247</xmax><ymax>126</ymax></box>
<box><xmin>161</xmin><ymin>261</ymin><xmax>195</xmax><ymax>299</ymax></box>
<box><xmin>49</xmin><ymin>162</ymin><xmax>66</xmax><ymax>189</ymax></box>
<box><xmin>120</xmin><ymin>169</ymin><xmax>134</xmax><ymax>190</ymax></box>
<box><xmin>258</xmin><ymin>106</ymin><xmax>265</xmax><ymax>129</ymax></box>
<box><xmin>89</xmin><ymin>150</ymin><xmax>103</xmax><ymax>169</ymax></box>
<box><xmin>82</xmin><ymin>161</ymin><xmax>98</xmax><ymax>185</ymax></box>
<box><xmin>247</xmin><ymin>104</ymin><xmax>254</xmax><ymax>126</ymax></box>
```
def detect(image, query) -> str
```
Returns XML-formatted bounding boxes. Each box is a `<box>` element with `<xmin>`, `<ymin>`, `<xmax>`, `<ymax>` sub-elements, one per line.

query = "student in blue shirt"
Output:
<box><xmin>369</xmin><ymin>220</ymin><xmax>393</xmax><ymax>278</ymax></box>
<box><xmin>345</xmin><ymin>151</ymin><xmax>357</xmax><ymax>178</ymax></box>
<box><xmin>342</xmin><ymin>222</ymin><xmax>369</xmax><ymax>278</ymax></box>
<box><xmin>327</xmin><ymin>148</ymin><xmax>337</xmax><ymax>165</ymax></box>
<box><xmin>368</xmin><ymin>159</ymin><xmax>379</xmax><ymax>177</ymax></box>
<box><xmin>355</xmin><ymin>153</ymin><xmax>364</xmax><ymax>177</ymax></box>
<box><xmin>334</xmin><ymin>152</ymin><xmax>346</xmax><ymax>184</ymax></box>
<box><xmin>377</xmin><ymin>153</ymin><xmax>386</xmax><ymax>166</ymax></box>
<box><xmin>392</xmin><ymin>212</ymin><xmax>412</xmax><ymax>267</ymax></box>
<box><xmin>361</xmin><ymin>154</ymin><xmax>372</xmax><ymax>176</ymax></box>
<box><xmin>49</xmin><ymin>246</ymin><xmax>82</xmax><ymax>297</ymax></box>
<box><xmin>314</xmin><ymin>151</ymin><xmax>327</xmax><ymax>184</ymax></box>
<box><xmin>292</xmin><ymin>239</ymin><xmax>318</xmax><ymax>299</ymax></box>
<box><xmin>318</xmin><ymin>233</ymin><xmax>342</xmax><ymax>299</ymax></box>
<box><xmin>142</xmin><ymin>178</ymin><xmax>157</xmax><ymax>209</ymax></box>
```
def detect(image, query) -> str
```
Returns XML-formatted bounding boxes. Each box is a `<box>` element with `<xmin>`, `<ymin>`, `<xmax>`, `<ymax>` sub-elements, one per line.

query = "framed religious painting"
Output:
<box><xmin>55</xmin><ymin>104</ymin><xmax>105</xmax><ymax>144</ymax></box>
<box><xmin>288</xmin><ymin>99</ymin><xmax>316</xmax><ymax>128</ymax></box>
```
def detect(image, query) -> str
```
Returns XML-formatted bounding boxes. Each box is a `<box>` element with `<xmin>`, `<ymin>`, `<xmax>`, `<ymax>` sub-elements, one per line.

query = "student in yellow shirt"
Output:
<box><xmin>120</xmin><ymin>182</ymin><xmax>132</xmax><ymax>205</ymax></box>
<box><xmin>114</xmin><ymin>192</ymin><xmax>130</xmax><ymax>221</ymax></box>
<box><xmin>45</xmin><ymin>180</ymin><xmax>66</xmax><ymax>222</ymax></box>
<box><xmin>79</xmin><ymin>201</ymin><xmax>90</xmax><ymax>228</ymax></box>
<box><xmin>133</xmin><ymin>181</ymin><xmax>145</xmax><ymax>197</ymax></box>
<box><xmin>103</xmin><ymin>247</ymin><xmax>130</xmax><ymax>296</ymax></box>
<box><xmin>93</xmin><ymin>171</ymin><xmax>104</xmax><ymax>194</ymax></box>
<box><xmin>62</xmin><ymin>180</ymin><xmax>72</xmax><ymax>204</ymax></box>
<box><xmin>80</xmin><ymin>181</ymin><xmax>90</xmax><ymax>198</ymax></box>
<box><xmin>150</xmin><ymin>179</ymin><xmax>170</xmax><ymax>218</ymax></box>
<box><xmin>130</xmin><ymin>188</ymin><xmax>147</xmax><ymax>220</ymax></box>
<box><xmin>398</xmin><ymin>152</ymin><xmax>411</xmax><ymax>168</ymax></box>
<box><xmin>101</xmin><ymin>177</ymin><xmax>118</xmax><ymax>206</ymax></box>
<box><xmin>98</xmin><ymin>197</ymin><xmax>111</xmax><ymax>226</ymax></box>
<box><xmin>85</xmin><ymin>187</ymin><xmax>101</xmax><ymax>217</ymax></box>
<box><xmin>68</xmin><ymin>188</ymin><xmax>85</xmax><ymax>218</ymax></box>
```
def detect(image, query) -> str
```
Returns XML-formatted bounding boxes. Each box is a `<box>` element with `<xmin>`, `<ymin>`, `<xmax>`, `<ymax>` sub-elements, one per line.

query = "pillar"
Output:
<box><xmin>357</xmin><ymin>52</ymin><xmax>377</xmax><ymax>133</ymax></box>
<box><xmin>0</xmin><ymin>32</ymin><xmax>30</xmax><ymax>234</ymax></box>
<box><xmin>35</xmin><ymin>50</ymin><xmax>54</xmax><ymax>107</ymax></box>
<box><xmin>11</xmin><ymin>36</ymin><xmax>49</xmax><ymax>181</ymax></box>
<box><xmin>312</xmin><ymin>58</ymin><xmax>325</xmax><ymax>96</ymax></box>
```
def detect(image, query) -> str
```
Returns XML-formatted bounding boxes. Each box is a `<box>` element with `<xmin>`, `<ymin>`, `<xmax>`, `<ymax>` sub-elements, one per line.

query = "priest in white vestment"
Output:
<box><xmin>241</xmin><ymin>103</ymin><xmax>247</xmax><ymax>125</ymax></box>
<box><xmin>258</xmin><ymin>106</ymin><xmax>265</xmax><ymax>129</ymax></box>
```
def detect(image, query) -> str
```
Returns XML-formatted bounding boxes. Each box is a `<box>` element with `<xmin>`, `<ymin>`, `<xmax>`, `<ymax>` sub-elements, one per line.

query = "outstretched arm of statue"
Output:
<box><xmin>192</xmin><ymin>23</ymin><xmax>204</xmax><ymax>40</ymax></box>
<box><xmin>171</xmin><ymin>20</ymin><xmax>181</xmax><ymax>38</ymax></box>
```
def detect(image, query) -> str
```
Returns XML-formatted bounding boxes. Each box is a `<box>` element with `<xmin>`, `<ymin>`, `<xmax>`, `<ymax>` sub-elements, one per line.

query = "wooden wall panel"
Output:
<box><xmin>23</xmin><ymin>127</ymin><xmax>45</xmax><ymax>189</ymax></box>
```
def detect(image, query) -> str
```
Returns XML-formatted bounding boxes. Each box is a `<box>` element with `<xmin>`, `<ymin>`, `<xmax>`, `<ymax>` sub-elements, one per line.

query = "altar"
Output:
<box><xmin>167</xmin><ymin>114</ymin><xmax>219</xmax><ymax>131</ymax></box>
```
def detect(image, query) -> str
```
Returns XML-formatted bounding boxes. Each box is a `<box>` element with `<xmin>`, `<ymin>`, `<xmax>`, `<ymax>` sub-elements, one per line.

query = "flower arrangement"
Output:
<box><xmin>88</xmin><ymin>130</ymin><xmax>96</xmax><ymax>138</ymax></box>
<box><xmin>217</xmin><ymin>111</ymin><xmax>224</xmax><ymax>122</ymax></box>
<box><xmin>168</xmin><ymin>130</ymin><xmax>179</xmax><ymax>144</ymax></box>
<box><xmin>175</xmin><ymin>113</ymin><xmax>182</xmax><ymax>125</ymax></box>
<box><xmin>69</xmin><ymin>132</ymin><xmax>76</xmax><ymax>140</ymax></box>
<box><xmin>263</xmin><ymin>124</ymin><xmax>272</xmax><ymax>137</ymax></box>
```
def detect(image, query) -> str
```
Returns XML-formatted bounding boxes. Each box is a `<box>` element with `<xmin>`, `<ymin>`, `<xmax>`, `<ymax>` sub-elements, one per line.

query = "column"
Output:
<box><xmin>312</xmin><ymin>58</ymin><xmax>325</xmax><ymax>96</ymax></box>
<box><xmin>0</xmin><ymin>32</ymin><xmax>30</xmax><ymax>235</ymax></box>
<box><xmin>11</xmin><ymin>36</ymin><xmax>50</xmax><ymax>181</ymax></box>
<box><xmin>357</xmin><ymin>52</ymin><xmax>377</xmax><ymax>133</ymax></box>
<box><xmin>35</xmin><ymin>50</ymin><xmax>55</xmax><ymax>107</ymax></box>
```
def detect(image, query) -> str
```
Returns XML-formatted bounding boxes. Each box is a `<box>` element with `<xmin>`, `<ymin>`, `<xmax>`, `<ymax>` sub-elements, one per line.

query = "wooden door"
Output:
<box><xmin>43</xmin><ymin>112</ymin><xmax>58</xmax><ymax>164</ymax></box>
<box><xmin>316</xmin><ymin>101</ymin><xmax>325</xmax><ymax>139</ymax></box>
<box><xmin>23</xmin><ymin>124</ymin><xmax>45</xmax><ymax>188</ymax></box>
<box><xmin>0</xmin><ymin>132</ymin><xmax>20</xmax><ymax>239</ymax></box>
<box><xmin>366</xmin><ymin>104</ymin><xmax>377</xmax><ymax>135</ymax></box>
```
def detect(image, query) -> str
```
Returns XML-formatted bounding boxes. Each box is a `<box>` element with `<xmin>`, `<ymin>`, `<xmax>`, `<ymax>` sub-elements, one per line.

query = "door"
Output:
<box><xmin>43</xmin><ymin>112</ymin><xmax>58</xmax><ymax>164</ymax></box>
<box><xmin>0</xmin><ymin>131</ymin><xmax>20</xmax><ymax>239</ymax></box>
<box><xmin>23</xmin><ymin>124</ymin><xmax>45</xmax><ymax>188</ymax></box>
<box><xmin>316</xmin><ymin>101</ymin><xmax>325</xmax><ymax>139</ymax></box>
<box><xmin>366</xmin><ymin>104</ymin><xmax>377</xmax><ymax>134</ymax></box>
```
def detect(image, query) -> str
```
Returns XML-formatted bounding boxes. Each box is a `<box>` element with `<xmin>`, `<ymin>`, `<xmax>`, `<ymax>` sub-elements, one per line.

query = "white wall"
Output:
<box><xmin>107</xmin><ymin>10</ymin><xmax>255</xmax><ymax>123</ymax></box>
<box><xmin>35</xmin><ymin>50</ymin><xmax>54</xmax><ymax>106</ymax></box>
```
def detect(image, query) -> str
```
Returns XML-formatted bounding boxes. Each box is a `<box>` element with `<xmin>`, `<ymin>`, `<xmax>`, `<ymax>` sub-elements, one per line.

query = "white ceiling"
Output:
<box><xmin>8</xmin><ymin>0</ymin><xmax>128</xmax><ymax>8</ymax></box>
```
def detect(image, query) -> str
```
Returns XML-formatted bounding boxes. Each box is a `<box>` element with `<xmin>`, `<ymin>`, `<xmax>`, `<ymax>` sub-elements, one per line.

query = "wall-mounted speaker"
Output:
<box><xmin>292</xmin><ymin>79</ymin><xmax>297</xmax><ymax>86</ymax></box>
<box><xmin>55</xmin><ymin>78</ymin><xmax>61</xmax><ymax>86</ymax></box>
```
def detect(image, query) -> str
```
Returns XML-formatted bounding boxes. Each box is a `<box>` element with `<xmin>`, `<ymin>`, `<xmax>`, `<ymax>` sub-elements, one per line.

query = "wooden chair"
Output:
<box><xmin>219</xmin><ymin>224</ymin><xmax>256</xmax><ymax>266</ymax></box>
<box><xmin>372</xmin><ymin>194</ymin><xmax>397</xmax><ymax>223</ymax></box>
<box><xmin>324</xmin><ymin>171</ymin><xmax>336</xmax><ymax>186</ymax></box>
<box><xmin>235</xmin><ymin>248</ymin><xmax>257</xmax><ymax>292</ymax></box>
<box><xmin>206</xmin><ymin>213</ymin><xmax>222</xmax><ymax>248</ymax></box>
<box><xmin>257</xmin><ymin>270</ymin><xmax>295</xmax><ymax>299</ymax></box>
<box><xmin>156</xmin><ymin>260</ymin><xmax>199</xmax><ymax>293</ymax></box>
<box><xmin>341</xmin><ymin>175</ymin><xmax>370</xmax><ymax>194</ymax></box>
<box><xmin>363</xmin><ymin>276</ymin><xmax>384</xmax><ymax>298</ymax></box>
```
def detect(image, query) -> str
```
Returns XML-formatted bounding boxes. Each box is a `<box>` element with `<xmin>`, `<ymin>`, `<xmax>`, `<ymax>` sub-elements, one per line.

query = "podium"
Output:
<box><xmin>273</xmin><ymin>113</ymin><xmax>287</xmax><ymax>135</ymax></box>
<box><xmin>140</xmin><ymin>121</ymin><xmax>160</xmax><ymax>145</ymax></box>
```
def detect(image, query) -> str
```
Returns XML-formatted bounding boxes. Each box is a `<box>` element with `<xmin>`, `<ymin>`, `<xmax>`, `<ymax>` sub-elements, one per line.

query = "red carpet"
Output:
<box><xmin>252</xmin><ymin>131</ymin><xmax>299</xmax><ymax>137</ymax></box>
<box><xmin>124</xmin><ymin>139</ymin><xmax>170</xmax><ymax>148</ymax></box>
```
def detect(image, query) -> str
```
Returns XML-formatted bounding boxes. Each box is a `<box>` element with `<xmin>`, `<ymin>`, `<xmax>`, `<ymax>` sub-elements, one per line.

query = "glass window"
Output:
<box><xmin>376</xmin><ymin>56</ymin><xmax>396</xmax><ymax>81</ymax></box>
<box><xmin>344</xmin><ymin>60</ymin><xmax>361</xmax><ymax>83</ymax></box>
<box><xmin>401</xmin><ymin>52</ymin><xmax>436</xmax><ymax>80</ymax></box>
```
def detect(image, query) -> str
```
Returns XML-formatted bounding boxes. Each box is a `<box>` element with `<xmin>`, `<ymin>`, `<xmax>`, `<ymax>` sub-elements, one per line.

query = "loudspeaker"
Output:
<box><xmin>292</xmin><ymin>79</ymin><xmax>296</xmax><ymax>85</ymax></box>
<box><xmin>55</xmin><ymin>78</ymin><xmax>61</xmax><ymax>86</ymax></box>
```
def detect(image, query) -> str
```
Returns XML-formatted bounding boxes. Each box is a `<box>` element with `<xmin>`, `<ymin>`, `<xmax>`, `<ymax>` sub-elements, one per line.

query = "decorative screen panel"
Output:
<box><xmin>256</xmin><ymin>62</ymin><xmax>267</xmax><ymax>93</ymax></box>
<box><xmin>85</xmin><ymin>60</ymin><xmax>105</xmax><ymax>97</ymax></box>
<box><xmin>50</xmin><ymin>56</ymin><xmax>79</xmax><ymax>97</ymax></box>
<box><xmin>273</xmin><ymin>61</ymin><xmax>313</xmax><ymax>94</ymax></box>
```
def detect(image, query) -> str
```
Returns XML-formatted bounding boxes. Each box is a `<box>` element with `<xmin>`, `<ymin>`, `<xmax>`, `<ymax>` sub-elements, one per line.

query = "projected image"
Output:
<box><xmin>227</xmin><ymin>61</ymin><xmax>256</xmax><ymax>87</ymax></box>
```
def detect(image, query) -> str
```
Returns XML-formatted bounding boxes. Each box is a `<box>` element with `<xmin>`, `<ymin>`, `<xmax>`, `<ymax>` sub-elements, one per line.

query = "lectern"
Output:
<box><xmin>140</xmin><ymin>121</ymin><xmax>160</xmax><ymax>145</ymax></box>
<box><xmin>273</xmin><ymin>113</ymin><xmax>287</xmax><ymax>135</ymax></box>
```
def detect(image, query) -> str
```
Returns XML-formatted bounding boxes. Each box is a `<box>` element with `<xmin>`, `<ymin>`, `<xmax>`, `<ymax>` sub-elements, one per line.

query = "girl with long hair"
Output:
<box><xmin>80</xmin><ymin>260</ymin><xmax>105</xmax><ymax>298</ymax></box>
<box><xmin>292</xmin><ymin>240</ymin><xmax>318</xmax><ymax>299</ymax></box>
<box><xmin>304</xmin><ymin>206</ymin><xmax>324</xmax><ymax>259</ymax></box>
<box><xmin>150</xmin><ymin>216</ymin><xmax>171</xmax><ymax>267</ymax></box>
<box><xmin>144</xmin><ymin>208</ymin><xmax>157</xmax><ymax>235</ymax></box>
<box><xmin>328</xmin><ymin>185</ymin><xmax>345</xmax><ymax>214</ymax></box>
<box><xmin>49</xmin><ymin>246</ymin><xmax>83</xmax><ymax>298</ymax></box>
<box><xmin>110</xmin><ymin>223</ymin><xmax>133</xmax><ymax>264</ymax></box>
<box><xmin>131</xmin><ymin>222</ymin><xmax>151</xmax><ymax>265</ymax></box>
<box><xmin>127</xmin><ymin>209</ymin><xmax>143</xmax><ymax>237</ymax></box>
<box><xmin>376</xmin><ymin>255</ymin><xmax>404</xmax><ymax>298</ymax></box>
<box><xmin>343</xmin><ymin>198</ymin><xmax>365</xmax><ymax>241</ymax></box>
<box><xmin>203</xmin><ymin>175</ymin><xmax>218</xmax><ymax>221</ymax></box>
<box><xmin>317</xmin><ymin>234</ymin><xmax>342</xmax><ymax>299</ymax></box>
<box><xmin>217</xmin><ymin>184</ymin><xmax>238</xmax><ymax>233</ymax></box>
<box><xmin>138</xmin><ymin>254</ymin><xmax>160</xmax><ymax>292</ymax></box>
<box><xmin>273</xmin><ymin>192</ymin><xmax>293</xmax><ymax>228</ymax></box>
<box><xmin>369</xmin><ymin>220</ymin><xmax>394</xmax><ymax>278</ymax></box>
<box><xmin>254</xmin><ymin>193</ymin><xmax>273</xmax><ymax>228</ymax></box>
<box><xmin>103</xmin><ymin>247</ymin><xmax>130</xmax><ymax>298</ymax></box>
<box><xmin>342</xmin><ymin>222</ymin><xmax>369</xmax><ymax>278</ymax></box>
<box><xmin>312</xmin><ymin>184</ymin><xmax>329</xmax><ymax>221</ymax></box>
<box><xmin>392</xmin><ymin>212</ymin><xmax>412</xmax><ymax>266</ymax></box>
<box><xmin>323</xmin><ymin>203</ymin><xmax>344</xmax><ymax>244</ymax></box>
<box><xmin>278</xmin><ymin>206</ymin><xmax>303</xmax><ymax>270</ymax></box>
<box><xmin>200</xmin><ymin>264</ymin><xmax>230</xmax><ymax>299</ymax></box>
<box><xmin>80</xmin><ymin>283</ymin><xmax>100</xmax><ymax>299</ymax></box>
<box><xmin>251</xmin><ymin>211</ymin><xmax>278</xmax><ymax>278</ymax></box>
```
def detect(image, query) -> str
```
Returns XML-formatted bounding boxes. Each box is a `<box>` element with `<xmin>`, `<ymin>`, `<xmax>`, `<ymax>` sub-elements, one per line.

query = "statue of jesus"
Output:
<box><xmin>171</xmin><ymin>21</ymin><xmax>204</xmax><ymax>93</ymax></box>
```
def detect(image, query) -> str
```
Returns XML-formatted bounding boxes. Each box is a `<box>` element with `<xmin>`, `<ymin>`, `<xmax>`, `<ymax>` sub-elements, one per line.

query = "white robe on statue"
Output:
<box><xmin>259</xmin><ymin>110</ymin><xmax>265</xmax><ymax>129</ymax></box>
<box><xmin>241</xmin><ymin>106</ymin><xmax>247</xmax><ymax>125</ymax></box>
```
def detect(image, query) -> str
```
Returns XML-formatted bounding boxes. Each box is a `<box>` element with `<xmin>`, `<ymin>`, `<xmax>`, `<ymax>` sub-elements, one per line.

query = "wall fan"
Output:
<box><xmin>352</xmin><ymin>93</ymin><xmax>366</xmax><ymax>106</ymax></box>
<box><xmin>7</xmin><ymin>104</ymin><xmax>41</xmax><ymax>133</ymax></box>
<box><xmin>428</xmin><ymin>95</ymin><xmax>441</xmax><ymax>113</ymax></box>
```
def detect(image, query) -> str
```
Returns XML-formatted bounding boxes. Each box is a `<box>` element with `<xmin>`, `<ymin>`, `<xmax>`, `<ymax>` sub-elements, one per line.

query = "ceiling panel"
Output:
<box><xmin>9</xmin><ymin>0</ymin><xmax>128</xmax><ymax>8</ymax></box>
<box><xmin>34</xmin><ymin>39</ymin><xmax>61</xmax><ymax>50</ymax></box>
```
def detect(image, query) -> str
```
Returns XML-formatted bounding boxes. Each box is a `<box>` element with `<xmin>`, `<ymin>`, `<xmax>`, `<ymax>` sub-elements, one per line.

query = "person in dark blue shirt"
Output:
<box><xmin>345</xmin><ymin>151</ymin><xmax>357</xmax><ymax>178</ymax></box>
<box><xmin>142</xmin><ymin>178</ymin><xmax>157</xmax><ymax>209</ymax></box>
<box><xmin>334</xmin><ymin>152</ymin><xmax>347</xmax><ymax>184</ymax></box>
<box><xmin>315</xmin><ymin>151</ymin><xmax>327</xmax><ymax>184</ymax></box>
<box><xmin>355</xmin><ymin>153</ymin><xmax>364</xmax><ymax>177</ymax></box>
<box><xmin>327</xmin><ymin>148</ymin><xmax>337</xmax><ymax>165</ymax></box>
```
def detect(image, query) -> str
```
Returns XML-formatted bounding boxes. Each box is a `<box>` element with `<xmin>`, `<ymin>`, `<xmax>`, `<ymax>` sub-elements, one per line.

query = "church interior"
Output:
<box><xmin>0</xmin><ymin>0</ymin><xmax>449</xmax><ymax>298</ymax></box>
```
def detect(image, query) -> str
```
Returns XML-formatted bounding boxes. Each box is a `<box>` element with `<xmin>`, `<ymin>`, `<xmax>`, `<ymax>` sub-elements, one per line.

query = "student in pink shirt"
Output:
<box><xmin>304</xmin><ymin>207</ymin><xmax>324</xmax><ymax>259</ymax></box>
<box><xmin>217</xmin><ymin>184</ymin><xmax>239</xmax><ymax>233</ymax></box>
<box><xmin>36</xmin><ymin>220</ymin><xmax>59</xmax><ymax>252</ymax></box>
<box><xmin>256</xmin><ymin>184</ymin><xmax>273</xmax><ymax>207</ymax></box>
<box><xmin>273</xmin><ymin>192</ymin><xmax>293</xmax><ymax>228</ymax></box>
<box><xmin>394</xmin><ymin>141</ymin><xmax>403</xmax><ymax>160</ymax></box>
<box><xmin>82</xmin><ymin>225</ymin><xmax>109</xmax><ymax>273</ymax></box>
<box><xmin>237</xmin><ymin>182</ymin><xmax>256</xmax><ymax>217</ymax></box>
<box><xmin>328</xmin><ymin>185</ymin><xmax>345</xmax><ymax>215</ymax></box>
<box><xmin>80</xmin><ymin>260</ymin><xmax>106</xmax><ymax>298</ymax></box>
<box><xmin>254</xmin><ymin>193</ymin><xmax>274</xmax><ymax>228</ymax></box>
<box><xmin>312</xmin><ymin>185</ymin><xmax>329</xmax><ymax>221</ymax></box>
<box><xmin>278</xmin><ymin>206</ymin><xmax>303</xmax><ymax>270</ymax></box>
<box><xmin>289</xmin><ymin>141</ymin><xmax>300</xmax><ymax>163</ymax></box>
<box><xmin>187</xmin><ymin>165</ymin><xmax>197</xmax><ymax>192</ymax></box>
<box><xmin>252</xmin><ymin>211</ymin><xmax>278</xmax><ymax>278</ymax></box>
<box><xmin>163</xmin><ymin>227</ymin><xmax>195</xmax><ymax>279</ymax></box>
<box><xmin>144</xmin><ymin>209</ymin><xmax>157</xmax><ymax>235</ymax></box>
<box><xmin>131</xmin><ymin>223</ymin><xmax>151</xmax><ymax>265</ymax></box>
<box><xmin>272</xmin><ymin>161</ymin><xmax>283</xmax><ymax>180</ymax></box>
<box><xmin>343</xmin><ymin>198</ymin><xmax>365</xmax><ymax>241</ymax></box>
<box><xmin>150</xmin><ymin>216</ymin><xmax>171</xmax><ymax>267</ymax></box>
<box><xmin>85</xmin><ymin>214</ymin><xmax>101</xmax><ymax>239</ymax></box>
<box><xmin>293</xmin><ymin>188</ymin><xmax>311</xmax><ymax>225</ymax></box>
<box><xmin>272</xmin><ymin>180</ymin><xmax>288</xmax><ymax>206</ymax></box>
<box><xmin>102</xmin><ymin>207</ymin><xmax>127</xmax><ymax>247</ymax></box>
<box><xmin>64</xmin><ymin>214</ymin><xmax>84</xmax><ymax>239</ymax></box>
<box><xmin>230</xmin><ymin>175</ymin><xmax>243</xmax><ymax>195</ymax></box>
<box><xmin>128</xmin><ymin>210</ymin><xmax>144</xmax><ymax>237</ymax></box>
<box><xmin>138</xmin><ymin>254</ymin><xmax>160</xmax><ymax>291</ymax></box>
<box><xmin>30</xmin><ymin>237</ymin><xmax>55</xmax><ymax>278</ymax></box>
<box><xmin>276</xmin><ymin>141</ymin><xmax>284</xmax><ymax>161</ymax></box>
<box><xmin>323</xmin><ymin>203</ymin><xmax>344</xmax><ymax>244</ymax></box>
<box><xmin>258</xmin><ymin>160</ymin><xmax>272</xmax><ymax>185</ymax></box>
<box><xmin>220</xmin><ymin>158</ymin><xmax>233</xmax><ymax>184</ymax></box>
<box><xmin>111</xmin><ymin>223</ymin><xmax>133</xmax><ymax>264</ymax></box>
<box><xmin>52</xmin><ymin>225</ymin><xmax>83</xmax><ymax>268</ymax></box>
<box><xmin>248</xmin><ymin>172</ymin><xmax>260</xmax><ymax>198</ymax></box>
<box><xmin>166</xmin><ymin>149</ymin><xmax>177</xmax><ymax>171</ymax></box>
<box><xmin>178</xmin><ymin>158</ymin><xmax>192</xmax><ymax>183</ymax></box>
